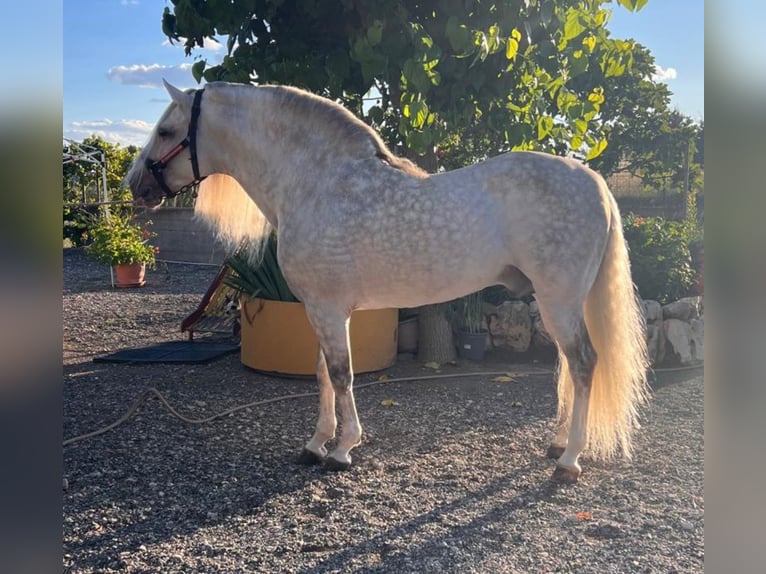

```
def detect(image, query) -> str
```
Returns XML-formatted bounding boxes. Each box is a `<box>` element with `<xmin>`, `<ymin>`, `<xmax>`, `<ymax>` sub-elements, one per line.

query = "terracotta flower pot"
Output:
<box><xmin>113</xmin><ymin>263</ymin><xmax>146</xmax><ymax>288</ymax></box>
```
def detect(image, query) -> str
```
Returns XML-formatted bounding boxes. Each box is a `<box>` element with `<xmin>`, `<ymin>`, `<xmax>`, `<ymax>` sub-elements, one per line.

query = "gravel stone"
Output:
<box><xmin>63</xmin><ymin>248</ymin><xmax>704</xmax><ymax>573</ymax></box>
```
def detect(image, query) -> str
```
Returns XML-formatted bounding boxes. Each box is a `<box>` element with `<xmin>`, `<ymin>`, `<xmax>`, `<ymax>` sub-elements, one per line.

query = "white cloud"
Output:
<box><xmin>65</xmin><ymin>118</ymin><xmax>154</xmax><ymax>147</ymax></box>
<box><xmin>652</xmin><ymin>65</ymin><xmax>678</xmax><ymax>82</ymax></box>
<box><xmin>107</xmin><ymin>63</ymin><xmax>199</xmax><ymax>89</ymax></box>
<box><xmin>121</xmin><ymin>0</ymin><xmax>139</xmax><ymax>5</ymax></box>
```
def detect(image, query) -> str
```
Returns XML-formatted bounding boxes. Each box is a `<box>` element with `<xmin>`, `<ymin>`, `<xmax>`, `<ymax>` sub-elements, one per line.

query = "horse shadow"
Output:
<box><xmin>63</xmin><ymin>367</ymin><xmax>561</xmax><ymax>571</ymax></box>
<box><xmin>292</xmin><ymin>465</ymin><xmax>572</xmax><ymax>574</ymax></box>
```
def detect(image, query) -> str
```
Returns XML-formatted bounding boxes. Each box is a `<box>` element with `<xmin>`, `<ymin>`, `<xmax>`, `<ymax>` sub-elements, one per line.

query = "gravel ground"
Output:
<box><xmin>63</xmin><ymin>248</ymin><xmax>704</xmax><ymax>573</ymax></box>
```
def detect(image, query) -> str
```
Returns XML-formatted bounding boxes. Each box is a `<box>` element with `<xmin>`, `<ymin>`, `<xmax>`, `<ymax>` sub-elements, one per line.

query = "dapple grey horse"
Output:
<box><xmin>128</xmin><ymin>81</ymin><xmax>648</xmax><ymax>483</ymax></box>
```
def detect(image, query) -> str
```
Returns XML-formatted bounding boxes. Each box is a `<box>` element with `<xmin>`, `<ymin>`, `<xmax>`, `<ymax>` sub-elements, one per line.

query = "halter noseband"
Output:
<box><xmin>145</xmin><ymin>89</ymin><xmax>206</xmax><ymax>199</ymax></box>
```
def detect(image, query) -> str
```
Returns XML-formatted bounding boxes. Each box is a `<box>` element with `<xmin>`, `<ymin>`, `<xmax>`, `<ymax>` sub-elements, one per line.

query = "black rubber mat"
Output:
<box><xmin>94</xmin><ymin>341</ymin><xmax>239</xmax><ymax>364</ymax></box>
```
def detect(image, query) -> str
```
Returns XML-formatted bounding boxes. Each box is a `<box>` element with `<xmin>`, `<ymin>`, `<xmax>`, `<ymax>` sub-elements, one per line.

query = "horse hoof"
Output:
<box><xmin>324</xmin><ymin>456</ymin><xmax>352</xmax><ymax>472</ymax></box>
<box><xmin>296</xmin><ymin>448</ymin><xmax>324</xmax><ymax>466</ymax></box>
<box><xmin>551</xmin><ymin>465</ymin><xmax>581</xmax><ymax>484</ymax></box>
<box><xmin>546</xmin><ymin>445</ymin><xmax>565</xmax><ymax>459</ymax></box>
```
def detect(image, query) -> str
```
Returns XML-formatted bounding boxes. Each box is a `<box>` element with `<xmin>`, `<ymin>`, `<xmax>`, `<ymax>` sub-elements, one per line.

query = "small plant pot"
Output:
<box><xmin>113</xmin><ymin>263</ymin><xmax>146</xmax><ymax>288</ymax></box>
<box><xmin>457</xmin><ymin>330</ymin><xmax>488</xmax><ymax>361</ymax></box>
<box><xmin>397</xmin><ymin>317</ymin><xmax>419</xmax><ymax>354</ymax></box>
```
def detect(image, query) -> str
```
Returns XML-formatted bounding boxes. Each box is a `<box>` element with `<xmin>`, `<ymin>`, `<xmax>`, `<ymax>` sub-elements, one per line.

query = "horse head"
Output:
<box><xmin>127</xmin><ymin>80</ymin><xmax>206</xmax><ymax>209</ymax></box>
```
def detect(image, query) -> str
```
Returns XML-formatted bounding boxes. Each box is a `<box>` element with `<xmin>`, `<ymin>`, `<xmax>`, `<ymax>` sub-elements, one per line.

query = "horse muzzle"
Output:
<box><xmin>132</xmin><ymin>185</ymin><xmax>166</xmax><ymax>209</ymax></box>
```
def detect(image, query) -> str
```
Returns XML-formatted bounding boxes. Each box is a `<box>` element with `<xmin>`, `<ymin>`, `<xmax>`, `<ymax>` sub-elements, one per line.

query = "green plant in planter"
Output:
<box><xmin>458</xmin><ymin>291</ymin><xmax>486</xmax><ymax>334</ymax></box>
<box><xmin>223</xmin><ymin>234</ymin><xmax>299</xmax><ymax>302</ymax></box>
<box><xmin>84</xmin><ymin>210</ymin><xmax>157</xmax><ymax>267</ymax></box>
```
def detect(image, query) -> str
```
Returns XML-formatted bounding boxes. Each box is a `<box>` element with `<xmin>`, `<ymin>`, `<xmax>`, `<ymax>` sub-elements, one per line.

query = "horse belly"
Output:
<box><xmin>353</xmin><ymin>239</ymin><xmax>507</xmax><ymax>310</ymax></box>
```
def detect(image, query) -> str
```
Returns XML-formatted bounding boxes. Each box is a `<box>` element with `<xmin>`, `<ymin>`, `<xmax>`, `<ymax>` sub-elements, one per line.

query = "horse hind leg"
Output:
<box><xmin>546</xmin><ymin>406</ymin><xmax>569</xmax><ymax>460</ymax></box>
<box><xmin>538</xmin><ymin>303</ymin><xmax>597</xmax><ymax>484</ymax></box>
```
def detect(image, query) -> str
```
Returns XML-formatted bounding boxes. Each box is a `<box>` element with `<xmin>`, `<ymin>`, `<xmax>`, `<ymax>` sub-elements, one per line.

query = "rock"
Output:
<box><xmin>689</xmin><ymin>317</ymin><xmax>704</xmax><ymax>361</ymax></box>
<box><xmin>528</xmin><ymin>301</ymin><xmax>554</xmax><ymax>349</ymax></box>
<box><xmin>642</xmin><ymin>300</ymin><xmax>662</xmax><ymax>323</ymax></box>
<box><xmin>664</xmin><ymin>319</ymin><xmax>697</xmax><ymax>364</ymax></box>
<box><xmin>487</xmin><ymin>301</ymin><xmax>531</xmax><ymax>352</ymax></box>
<box><xmin>662</xmin><ymin>297</ymin><xmax>702</xmax><ymax>321</ymax></box>
<box><xmin>645</xmin><ymin>322</ymin><xmax>666</xmax><ymax>365</ymax></box>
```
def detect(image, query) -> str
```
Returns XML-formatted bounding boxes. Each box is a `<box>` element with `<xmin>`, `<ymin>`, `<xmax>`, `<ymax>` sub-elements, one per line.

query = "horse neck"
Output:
<box><xmin>201</xmin><ymin>88</ymin><xmax>334</xmax><ymax>224</ymax></box>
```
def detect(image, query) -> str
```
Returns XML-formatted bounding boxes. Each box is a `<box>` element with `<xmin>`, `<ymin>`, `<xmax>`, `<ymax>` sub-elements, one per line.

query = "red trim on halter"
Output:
<box><xmin>158</xmin><ymin>142</ymin><xmax>188</xmax><ymax>164</ymax></box>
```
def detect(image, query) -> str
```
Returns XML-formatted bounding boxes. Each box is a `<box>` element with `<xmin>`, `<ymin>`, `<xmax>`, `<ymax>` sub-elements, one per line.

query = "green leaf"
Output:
<box><xmin>161</xmin><ymin>7</ymin><xmax>177</xmax><ymax>40</ymax></box>
<box><xmin>570</xmin><ymin>50</ymin><xmax>588</xmax><ymax>77</ymax></box>
<box><xmin>540</xmin><ymin>2</ymin><xmax>554</xmax><ymax>25</ymax></box>
<box><xmin>191</xmin><ymin>59</ymin><xmax>206</xmax><ymax>84</ymax></box>
<box><xmin>537</xmin><ymin>115</ymin><xmax>554</xmax><ymax>140</ymax></box>
<box><xmin>564</xmin><ymin>9</ymin><xmax>586</xmax><ymax>41</ymax></box>
<box><xmin>404</xmin><ymin>127</ymin><xmax>433</xmax><ymax>155</ymax></box>
<box><xmin>414</xmin><ymin>102</ymin><xmax>429</xmax><ymax>129</ymax></box>
<box><xmin>445</xmin><ymin>15</ymin><xmax>473</xmax><ymax>54</ymax></box>
<box><xmin>586</xmin><ymin>137</ymin><xmax>608</xmax><ymax>160</ymax></box>
<box><xmin>617</xmin><ymin>0</ymin><xmax>648</xmax><ymax>11</ymax></box>
<box><xmin>471</xmin><ymin>31</ymin><xmax>489</xmax><ymax>66</ymax></box>
<box><xmin>582</xmin><ymin>35</ymin><xmax>597</xmax><ymax>54</ymax></box>
<box><xmin>366</xmin><ymin>20</ymin><xmax>384</xmax><ymax>47</ymax></box>
<box><xmin>404</xmin><ymin>101</ymin><xmax>429</xmax><ymax>129</ymax></box>
<box><xmin>488</xmin><ymin>24</ymin><xmax>500</xmax><ymax>53</ymax></box>
<box><xmin>352</xmin><ymin>35</ymin><xmax>374</xmax><ymax>62</ymax></box>
<box><xmin>506</xmin><ymin>36</ymin><xmax>519</xmax><ymax>60</ymax></box>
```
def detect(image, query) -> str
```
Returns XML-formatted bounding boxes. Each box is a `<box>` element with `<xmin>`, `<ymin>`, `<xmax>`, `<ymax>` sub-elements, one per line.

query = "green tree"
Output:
<box><xmin>586</xmin><ymin>42</ymin><xmax>702</xmax><ymax>193</ymax></box>
<box><xmin>63</xmin><ymin>136</ymin><xmax>139</xmax><ymax>245</ymax></box>
<box><xmin>164</xmin><ymin>0</ymin><xmax>648</xmax><ymax>161</ymax></box>
<box><xmin>162</xmin><ymin>0</ymin><xmax>650</xmax><ymax>362</ymax></box>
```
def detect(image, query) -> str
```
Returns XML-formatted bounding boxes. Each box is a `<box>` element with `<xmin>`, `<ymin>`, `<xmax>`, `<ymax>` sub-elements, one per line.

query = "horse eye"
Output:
<box><xmin>157</xmin><ymin>127</ymin><xmax>173</xmax><ymax>139</ymax></box>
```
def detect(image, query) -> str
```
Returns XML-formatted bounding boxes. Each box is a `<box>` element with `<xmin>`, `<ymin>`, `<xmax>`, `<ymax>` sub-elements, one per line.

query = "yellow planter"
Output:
<box><xmin>240</xmin><ymin>298</ymin><xmax>398</xmax><ymax>376</ymax></box>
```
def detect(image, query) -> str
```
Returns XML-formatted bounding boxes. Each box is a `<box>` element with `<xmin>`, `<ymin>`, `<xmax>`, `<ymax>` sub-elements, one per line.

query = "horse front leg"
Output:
<box><xmin>325</xmin><ymin>360</ymin><xmax>362</xmax><ymax>471</ymax></box>
<box><xmin>297</xmin><ymin>350</ymin><xmax>336</xmax><ymax>465</ymax></box>
<box><xmin>305</xmin><ymin>307</ymin><xmax>362</xmax><ymax>471</ymax></box>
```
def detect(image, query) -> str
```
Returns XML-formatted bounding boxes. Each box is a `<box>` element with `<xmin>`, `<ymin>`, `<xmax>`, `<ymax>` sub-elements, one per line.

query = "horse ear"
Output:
<box><xmin>163</xmin><ymin>79</ymin><xmax>193</xmax><ymax>108</ymax></box>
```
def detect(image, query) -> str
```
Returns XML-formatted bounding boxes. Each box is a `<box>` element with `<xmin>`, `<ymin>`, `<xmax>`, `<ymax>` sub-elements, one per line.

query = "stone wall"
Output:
<box><xmin>482</xmin><ymin>296</ymin><xmax>703</xmax><ymax>367</ymax></box>
<box><xmin>645</xmin><ymin>297</ymin><xmax>704</xmax><ymax>366</ymax></box>
<box><xmin>134</xmin><ymin>207</ymin><xmax>228</xmax><ymax>264</ymax></box>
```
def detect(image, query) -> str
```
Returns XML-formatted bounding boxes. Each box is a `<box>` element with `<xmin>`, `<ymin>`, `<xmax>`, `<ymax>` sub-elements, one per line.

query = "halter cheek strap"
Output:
<box><xmin>187</xmin><ymin>89</ymin><xmax>204</xmax><ymax>182</ymax></box>
<box><xmin>145</xmin><ymin>88</ymin><xmax>206</xmax><ymax>198</ymax></box>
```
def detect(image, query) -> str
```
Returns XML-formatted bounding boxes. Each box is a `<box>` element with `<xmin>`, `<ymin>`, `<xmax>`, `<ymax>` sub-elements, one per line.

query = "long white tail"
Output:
<box><xmin>558</xmin><ymin>193</ymin><xmax>650</xmax><ymax>459</ymax></box>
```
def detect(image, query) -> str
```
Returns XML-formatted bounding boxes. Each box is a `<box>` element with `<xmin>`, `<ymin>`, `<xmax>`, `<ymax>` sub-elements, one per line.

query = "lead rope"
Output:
<box><xmin>62</xmin><ymin>369</ymin><xmax>550</xmax><ymax>447</ymax></box>
<box><xmin>63</xmin><ymin>362</ymin><xmax>702</xmax><ymax>448</ymax></box>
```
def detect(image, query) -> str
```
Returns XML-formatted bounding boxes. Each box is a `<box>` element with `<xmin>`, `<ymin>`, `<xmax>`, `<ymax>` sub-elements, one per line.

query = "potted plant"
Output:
<box><xmin>84</xmin><ymin>210</ymin><xmax>157</xmax><ymax>287</ymax></box>
<box><xmin>455</xmin><ymin>291</ymin><xmax>488</xmax><ymax>360</ymax></box>
<box><xmin>224</xmin><ymin>235</ymin><xmax>398</xmax><ymax>376</ymax></box>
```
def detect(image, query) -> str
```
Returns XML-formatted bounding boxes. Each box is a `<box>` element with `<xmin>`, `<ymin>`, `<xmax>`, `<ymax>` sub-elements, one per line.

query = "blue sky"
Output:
<box><xmin>63</xmin><ymin>0</ymin><xmax>704</xmax><ymax>147</ymax></box>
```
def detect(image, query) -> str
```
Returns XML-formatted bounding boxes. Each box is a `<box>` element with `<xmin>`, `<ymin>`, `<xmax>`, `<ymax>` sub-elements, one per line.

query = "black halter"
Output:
<box><xmin>145</xmin><ymin>89</ymin><xmax>206</xmax><ymax>199</ymax></box>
